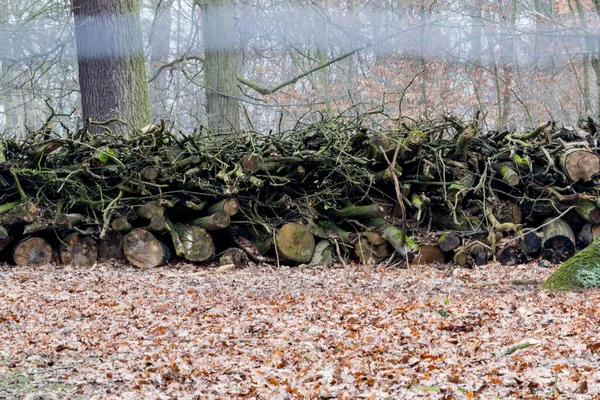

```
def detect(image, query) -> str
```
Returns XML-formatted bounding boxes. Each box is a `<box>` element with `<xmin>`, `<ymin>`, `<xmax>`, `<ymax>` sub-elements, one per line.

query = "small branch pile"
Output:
<box><xmin>1</xmin><ymin>115</ymin><xmax>600</xmax><ymax>270</ymax></box>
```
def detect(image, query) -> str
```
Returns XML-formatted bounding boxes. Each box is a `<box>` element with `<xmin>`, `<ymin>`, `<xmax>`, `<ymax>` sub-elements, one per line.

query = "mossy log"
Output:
<box><xmin>124</xmin><ymin>228</ymin><xmax>170</xmax><ymax>268</ymax></box>
<box><xmin>190</xmin><ymin>211</ymin><xmax>230</xmax><ymax>231</ymax></box>
<box><xmin>369</xmin><ymin>218</ymin><xmax>419</xmax><ymax>259</ymax></box>
<box><xmin>495</xmin><ymin>163</ymin><xmax>520</xmax><ymax>187</ymax></box>
<box><xmin>543</xmin><ymin>235</ymin><xmax>600</xmax><ymax>290</ymax></box>
<box><xmin>438</xmin><ymin>233</ymin><xmax>460</xmax><ymax>252</ymax></box>
<box><xmin>276</xmin><ymin>222</ymin><xmax>315</xmax><ymax>263</ymax></box>
<box><xmin>0</xmin><ymin>201</ymin><xmax>37</xmax><ymax>226</ymax></box>
<box><xmin>319</xmin><ymin>219</ymin><xmax>354</xmax><ymax>244</ymax></box>
<box><xmin>98</xmin><ymin>230</ymin><xmax>125</xmax><ymax>260</ymax></box>
<box><xmin>0</xmin><ymin>226</ymin><xmax>10</xmax><ymax>251</ymax></box>
<box><xmin>140</xmin><ymin>166</ymin><xmax>158</xmax><ymax>181</ymax></box>
<box><xmin>325</xmin><ymin>203</ymin><xmax>392</xmax><ymax>220</ymax></box>
<box><xmin>541</xmin><ymin>218</ymin><xmax>576</xmax><ymax>264</ymax></box>
<box><xmin>59</xmin><ymin>233</ymin><xmax>98</xmax><ymax>267</ymax></box>
<box><xmin>170</xmin><ymin>223</ymin><xmax>215</xmax><ymax>262</ymax></box>
<box><xmin>13</xmin><ymin>237</ymin><xmax>52</xmax><ymax>266</ymax></box>
<box><xmin>558</xmin><ymin>148</ymin><xmax>600</xmax><ymax>182</ymax></box>
<box><xmin>309</xmin><ymin>240</ymin><xmax>333</xmax><ymax>268</ymax></box>
<box><xmin>573</xmin><ymin>199</ymin><xmax>600</xmax><ymax>224</ymax></box>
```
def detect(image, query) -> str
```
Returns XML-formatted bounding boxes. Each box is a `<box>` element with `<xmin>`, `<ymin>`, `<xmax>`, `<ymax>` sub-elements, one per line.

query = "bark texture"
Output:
<box><xmin>199</xmin><ymin>0</ymin><xmax>240</xmax><ymax>132</ymax></box>
<box><xmin>72</xmin><ymin>0</ymin><xmax>152</xmax><ymax>134</ymax></box>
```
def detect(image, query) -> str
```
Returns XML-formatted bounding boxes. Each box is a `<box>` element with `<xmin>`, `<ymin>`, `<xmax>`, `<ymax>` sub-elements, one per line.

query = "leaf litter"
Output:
<box><xmin>0</xmin><ymin>262</ymin><xmax>599</xmax><ymax>399</ymax></box>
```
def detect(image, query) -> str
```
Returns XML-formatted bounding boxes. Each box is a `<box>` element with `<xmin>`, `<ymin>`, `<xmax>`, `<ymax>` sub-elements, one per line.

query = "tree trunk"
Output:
<box><xmin>199</xmin><ymin>0</ymin><xmax>240</xmax><ymax>133</ymax></box>
<box><xmin>72</xmin><ymin>0</ymin><xmax>152</xmax><ymax>134</ymax></box>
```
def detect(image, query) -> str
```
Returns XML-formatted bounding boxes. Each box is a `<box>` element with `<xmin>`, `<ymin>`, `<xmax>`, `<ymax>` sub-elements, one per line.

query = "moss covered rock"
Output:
<box><xmin>543</xmin><ymin>236</ymin><xmax>600</xmax><ymax>290</ymax></box>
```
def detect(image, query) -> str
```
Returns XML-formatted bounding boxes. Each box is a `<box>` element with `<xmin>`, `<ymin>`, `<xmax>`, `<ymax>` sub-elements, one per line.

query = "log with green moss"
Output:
<box><xmin>543</xmin><ymin>235</ymin><xmax>600</xmax><ymax>290</ymax></box>
<box><xmin>190</xmin><ymin>211</ymin><xmax>230</xmax><ymax>231</ymax></box>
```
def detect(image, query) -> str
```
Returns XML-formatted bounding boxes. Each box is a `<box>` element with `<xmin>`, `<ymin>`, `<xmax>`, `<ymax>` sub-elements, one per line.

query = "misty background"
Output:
<box><xmin>1</xmin><ymin>0</ymin><xmax>599</xmax><ymax>137</ymax></box>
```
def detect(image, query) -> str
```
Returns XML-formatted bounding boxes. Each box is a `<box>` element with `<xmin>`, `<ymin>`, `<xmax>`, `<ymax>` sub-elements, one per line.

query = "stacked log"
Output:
<box><xmin>0</xmin><ymin>116</ymin><xmax>599</xmax><ymax>269</ymax></box>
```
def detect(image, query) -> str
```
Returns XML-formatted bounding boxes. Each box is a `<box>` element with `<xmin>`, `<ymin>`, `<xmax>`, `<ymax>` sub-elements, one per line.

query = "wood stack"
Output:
<box><xmin>0</xmin><ymin>116</ymin><xmax>599</xmax><ymax>268</ymax></box>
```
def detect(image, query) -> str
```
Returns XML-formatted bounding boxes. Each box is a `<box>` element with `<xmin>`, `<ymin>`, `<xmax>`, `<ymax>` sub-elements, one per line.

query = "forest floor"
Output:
<box><xmin>0</xmin><ymin>261</ymin><xmax>599</xmax><ymax>399</ymax></box>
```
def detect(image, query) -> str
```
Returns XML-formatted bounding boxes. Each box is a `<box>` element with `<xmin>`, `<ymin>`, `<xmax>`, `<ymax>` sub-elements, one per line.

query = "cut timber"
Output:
<box><xmin>124</xmin><ymin>228</ymin><xmax>170</xmax><ymax>268</ymax></box>
<box><xmin>325</xmin><ymin>203</ymin><xmax>392</xmax><ymax>220</ymax></box>
<box><xmin>219</xmin><ymin>247</ymin><xmax>248</xmax><ymax>268</ymax></box>
<box><xmin>573</xmin><ymin>199</ymin><xmax>600</xmax><ymax>224</ymax></box>
<box><xmin>438</xmin><ymin>233</ymin><xmax>460</xmax><ymax>252</ymax></box>
<box><xmin>56</xmin><ymin>213</ymin><xmax>87</xmax><ymax>230</ymax></box>
<box><xmin>148</xmin><ymin>215</ymin><xmax>168</xmax><ymax>233</ymax></box>
<box><xmin>577</xmin><ymin>223</ymin><xmax>600</xmax><ymax>248</ymax></box>
<box><xmin>13</xmin><ymin>237</ymin><xmax>52</xmax><ymax>266</ymax></box>
<box><xmin>98</xmin><ymin>230</ymin><xmax>125</xmax><ymax>260</ymax></box>
<box><xmin>469</xmin><ymin>244</ymin><xmax>491</xmax><ymax>266</ymax></box>
<box><xmin>543</xmin><ymin>235</ymin><xmax>600</xmax><ymax>290</ymax></box>
<box><xmin>205</xmin><ymin>198</ymin><xmax>240</xmax><ymax>216</ymax></box>
<box><xmin>558</xmin><ymin>148</ymin><xmax>600</xmax><ymax>182</ymax></box>
<box><xmin>111</xmin><ymin>217</ymin><xmax>133</xmax><ymax>233</ymax></box>
<box><xmin>497</xmin><ymin>246</ymin><xmax>519</xmax><ymax>266</ymax></box>
<box><xmin>140</xmin><ymin>166</ymin><xmax>158</xmax><ymax>181</ymax></box>
<box><xmin>60</xmin><ymin>233</ymin><xmax>98</xmax><ymax>267</ymax></box>
<box><xmin>136</xmin><ymin>201</ymin><xmax>165</xmax><ymax>220</ymax></box>
<box><xmin>520</xmin><ymin>231</ymin><xmax>542</xmax><ymax>256</ymax></box>
<box><xmin>190</xmin><ymin>211</ymin><xmax>230</xmax><ymax>231</ymax></box>
<box><xmin>242</xmin><ymin>154</ymin><xmax>266</xmax><ymax>174</ymax></box>
<box><xmin>495</xmin><ymin>163</ymin><xmax>520</xmax><ymax>187</ymax></box>
<box><xmin>319</xmin><ymin>219</ymin><xmax>354</xmax><ymax>244</ymax></box>
<box><xmin>0</xmin><ymin>226</ymin><xmax>10</xmax><ymax>251</ymax></box>
<box><xmin>413</xmin><ymin>245</ymin><xmax>445</xmax><ymax>265</ymax></box>
<box><xmin>170</xmin><ymin>223</ymin><xmax>215</xmax><ymax>262</ymax></box>
<box><xmin>309</xmin><ymin>240</ymin><xmax>333</xmax><ymax>268</ymax></box>
<box><xmin>541</xmin><ymin>218</ymin><xmax>576</xmax><ymax>264</ymax></box>
<box><xmin>363</xmin><ymin>231</ymin><xmax>386</xmax><ymax>246</ymax></box>
<box><xmin>354</xmin><ymin>238</ymin><xmax>382</xmax><ymax>264</ymax></box>
<box><xmin>370</xmin><ymin>218</ymin><xmax>419</xmax><ymax>260</ymax></box>
<box><xmin>276</xmin><ymin>222</ymin><xmax>315</xmax><ymax>263</ymax></box>
<box><xmin>0</xmin><ymin>201</ymin><xmax>37</xmax><ymax>226</ymax></box>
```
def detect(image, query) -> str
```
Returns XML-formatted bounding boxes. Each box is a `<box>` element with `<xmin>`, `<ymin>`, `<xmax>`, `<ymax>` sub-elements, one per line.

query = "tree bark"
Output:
<box><xmin>72</xmin><ymin>0</ymin><xmax>152</xmax><ymax>134</ymax></box>
<box><xmin>199</xmin><ymin>0</ymin><xmax>240</xmax><ymax>133</ymax></box>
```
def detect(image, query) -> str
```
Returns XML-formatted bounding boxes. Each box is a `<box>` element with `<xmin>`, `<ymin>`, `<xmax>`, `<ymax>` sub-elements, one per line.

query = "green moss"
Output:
<box><xmin>543</xmin><ymin>236</ymin><xmax>600</xmax><ymax>290</ymax></box>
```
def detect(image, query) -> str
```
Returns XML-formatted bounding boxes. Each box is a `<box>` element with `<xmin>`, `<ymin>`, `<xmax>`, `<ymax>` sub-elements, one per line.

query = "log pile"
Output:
<box><xmin>1</xmin><ymin>115</ymin><xmax>600</xmax><ymax>269</ymax></box>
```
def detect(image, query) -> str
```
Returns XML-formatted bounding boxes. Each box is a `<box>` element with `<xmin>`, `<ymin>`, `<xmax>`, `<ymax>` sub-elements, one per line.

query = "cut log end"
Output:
<box><xmin>124</xmin><ymin>228</ymin><xmax>169</xmax><ymax>268</ymax></box>
<box><xmin>60</xmin><ymin>233</ymin><xmax>98</xmax><ymax>267</ymax></box>
<box><xmin>276</xmin><ymin>222</ymin><xmax>315</xmax><ymax>263</ymax></box>
<box><xmin>13</xmin><ymin>237</ymin><xmax>52</xmax><ymax>266</ymax></box>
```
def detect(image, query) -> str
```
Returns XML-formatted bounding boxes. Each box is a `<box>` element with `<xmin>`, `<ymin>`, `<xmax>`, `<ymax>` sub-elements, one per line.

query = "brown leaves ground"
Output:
<box><xmin>1</xmin><ymin>262</ymin><xmax>599</xmax><ymax>399</ymax></box>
